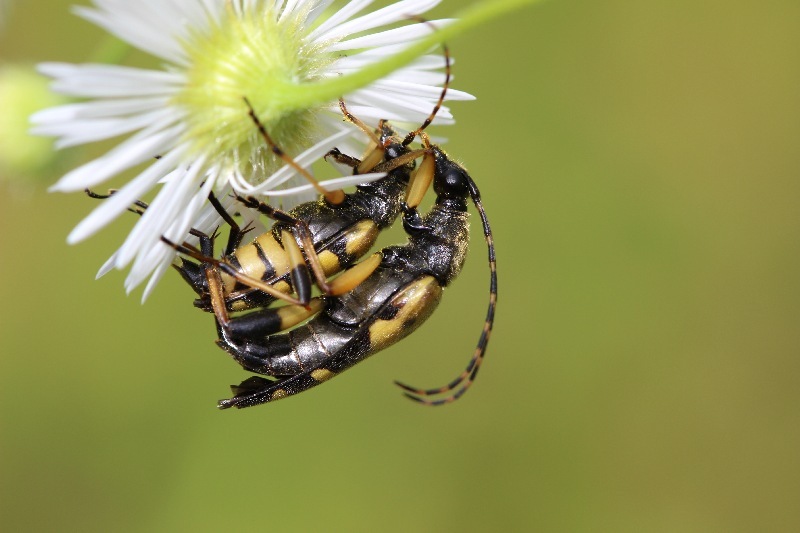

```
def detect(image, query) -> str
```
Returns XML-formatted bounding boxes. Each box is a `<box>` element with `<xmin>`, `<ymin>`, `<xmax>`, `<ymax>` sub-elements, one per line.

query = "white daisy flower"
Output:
<box><xmin>31</xmin><ymin>0</ymin><xmax>474</xmax><ymax>299</ymax></box>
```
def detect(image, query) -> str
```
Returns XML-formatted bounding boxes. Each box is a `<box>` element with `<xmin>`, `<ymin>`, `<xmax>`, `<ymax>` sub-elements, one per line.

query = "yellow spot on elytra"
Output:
<box><xmin>317</xmin><ymin>250</ymin><xmax>341</xmax><ymax>275</ymax></box>
<box><xmin>271</xmin><ymin>389</ymin><xmax>288</xmax><ymax>400</ymax></box>
<box><xmin>220</xmin><ymin>270</ymin><xmax>237</xmax><ymax>294</ymax></box>
<box><xmin>311</xmin><ymin>369</ymin><xmax>335</xmax><ymax>382</ymax></box>
<box><xmin>368</xmin><ymin>276</ymin><xmax>442</xmax><ymax>351</ymax></box>
<box><xmin>344</xmin><ymin>220</ymin><xmax>379</xmax><ymax>257</ymax></box>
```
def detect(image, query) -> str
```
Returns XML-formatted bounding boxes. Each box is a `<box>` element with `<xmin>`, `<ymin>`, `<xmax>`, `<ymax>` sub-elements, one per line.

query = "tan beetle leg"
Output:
<box><xmin>244</xmin><ymin>97</ymin><xmax>345</xmax><ymax>205</ymax></box>
<box><xmin>404</xmin><ymin>151</ymin><xmax>436</xmax><ymax>209</ymax></box>
<box><xmin>327</xmin><ymin>253</ymin><xmax>382</xmax><ymax>296</ymax></box>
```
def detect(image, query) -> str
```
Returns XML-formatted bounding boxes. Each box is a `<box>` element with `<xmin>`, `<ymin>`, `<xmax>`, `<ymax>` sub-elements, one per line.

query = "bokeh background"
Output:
<box><xmin>2</xmin><ymin>0</ymin><xmax>799</xmax><ymax>531</ymax></box>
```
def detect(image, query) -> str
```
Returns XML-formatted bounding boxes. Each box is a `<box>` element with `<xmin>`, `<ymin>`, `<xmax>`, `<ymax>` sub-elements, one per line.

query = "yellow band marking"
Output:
<box><xmin>311</xmin><ymin>369</ymin><xmax>335</xmax><ymax>382</ymax></box>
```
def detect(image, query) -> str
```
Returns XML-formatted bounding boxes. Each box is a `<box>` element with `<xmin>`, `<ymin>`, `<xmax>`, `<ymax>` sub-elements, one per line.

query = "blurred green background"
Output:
<box><xmin>2</xmin><ymin>1</ymin><xmax>799</xmax><ymax>531</ymax></box>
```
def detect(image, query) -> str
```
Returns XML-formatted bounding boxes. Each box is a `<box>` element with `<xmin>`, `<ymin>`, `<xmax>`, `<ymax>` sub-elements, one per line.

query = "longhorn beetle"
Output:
<box><xmin>213</xmin><ymin>133</ymin><xmax>497</xmax><ymax>408</ymax></box>
<box><xmin>86</xmin><ymin>39</ymin><xmax>496</xmax><ymax>406</ymax></box>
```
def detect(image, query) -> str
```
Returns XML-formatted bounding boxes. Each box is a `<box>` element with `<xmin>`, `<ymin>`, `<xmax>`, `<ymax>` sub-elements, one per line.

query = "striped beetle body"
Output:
<box><xmin>216</xmin><ymin>143</ymin><xmax>497</xmax><ymax>408</ymax></box>
<box><xmin>175</xmin><ymin>122</ymin><xmax>419</xmax><ymax>314</ymax></box>
<box><xmin>87</xmin><ymin>38</ymin><xmax>497</xmax><ymax>407</ymax></box>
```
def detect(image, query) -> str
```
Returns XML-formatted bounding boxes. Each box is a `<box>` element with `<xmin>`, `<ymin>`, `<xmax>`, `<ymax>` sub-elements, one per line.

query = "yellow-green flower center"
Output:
<box><xmin>173</xmin><ymin>5</ymin><xmax>333</xmax><ymax>179</ymax></box>
<box><xmin>0</xmin><ymin>65</ymin><xmax>64</xmax><ymax>180</ymax></box>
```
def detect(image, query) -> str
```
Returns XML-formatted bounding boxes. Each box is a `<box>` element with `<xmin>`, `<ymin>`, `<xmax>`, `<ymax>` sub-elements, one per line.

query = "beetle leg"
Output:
<box><xmin>172</xmin><ymin>227</ymin><xmax>217</xmax><ymax>297</ymax></box>
<box><xmin>337</xmin><ymin>98</ymin><xmax>386</xmax><ymax>173</ymax></box>
<box><xmin>326</xmin><ymin>252</ymin><xmax>382</xmax><ymax>296</ymax></box>
<box><xmin>85</xmin><ymin>188</ymin><xmax>227</xmax><ymax>299</ymax></box>
<box><xmin>85</xmin><ymin>188</ymin><xmax>150</xmax><ymax>215</ymax></box>
<box><xmin>244</xmin><ymin>97</ymin><xmax>345</xmax><ymax>205</ymax></box>
<box><xmin>206</xmin><ymin>190</ymin><xmax>255</xmax><ymax>256</ymax></box>
<box><xmin>223</xmin><ymin>298</ymin><xmax>324</xmax><ymax>341</ymax></box>
<box><xmin>279</xmin><ymin>228</ymin><xmax>313</xmax><ymax>305</ymax></box>
<box><xmin>323</xmin><ymin>147</ymin><xmax>362</xmax><ymax>169</ymax></box>
<box><xmin>217</xmin><ymin>359</ymin><xmax>339</xmax><ymax>410</ymax></box>
<box><xmin>403</xmin><ymin>150</ymin><xmax>435</xmax><ymax>209</ymax></box>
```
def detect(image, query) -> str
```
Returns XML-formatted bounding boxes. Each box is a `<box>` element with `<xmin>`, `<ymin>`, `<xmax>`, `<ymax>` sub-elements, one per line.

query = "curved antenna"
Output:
<box><xmin>402</xmin><ymin>17</ymin><xmax>452</xmax><ymax>147</ymax></box>
<box><xmin>394</xmin><ymin>175</ymin><xmax>497</xmax><ymax>405</ymax></box>
<box><xmin>338</xmin><ymin>27</ymin><xmax>450</xmax><ymax>149</ymax></box>
<box><xmin>335</xmin><ymin>21</ymin><xmax>450</xmax><ymax>175</ymax></box>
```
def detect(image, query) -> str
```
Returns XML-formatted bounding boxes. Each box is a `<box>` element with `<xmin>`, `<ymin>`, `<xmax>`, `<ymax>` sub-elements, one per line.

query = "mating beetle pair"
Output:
<box><xmin>210</xmin><ymin>137</ymin><xmax>495</xmax><ymax>408</ymax></box>
<box><xmin>92</xmin><ymin>44</ymin><xmax>497</xmax><ymax>408</ymax></box>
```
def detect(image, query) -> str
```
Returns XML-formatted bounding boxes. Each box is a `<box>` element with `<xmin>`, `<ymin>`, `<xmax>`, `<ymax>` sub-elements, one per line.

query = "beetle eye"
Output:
<box><xmin>434</xmin><ymin>167</ymin><xmax>469</xmax><ymax>198</ymax></box>
<box><xmin>384</xmin><ymin>143</ymin><xmax>404</xmax><ymax>161</ymax></box>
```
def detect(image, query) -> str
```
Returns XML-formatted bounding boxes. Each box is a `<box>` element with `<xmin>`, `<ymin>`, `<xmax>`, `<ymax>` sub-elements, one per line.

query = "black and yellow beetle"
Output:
<box><xmin>91</xmin><ymin>128</ymin><xmax>497</xmax><ymax>407</ymax></box>
<box><xmin>214</xmin><ymin>135</ymin><xmax>497</xmax><ymax>408</ymax></box>
<box><xmin>88</xmin><ymin>42</ymin><xmax>497</xmax><ymax>407</ymax></box>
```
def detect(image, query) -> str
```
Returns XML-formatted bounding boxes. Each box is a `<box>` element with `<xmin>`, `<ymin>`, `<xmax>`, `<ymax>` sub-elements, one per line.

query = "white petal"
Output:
<box><xmin>333</xmin><ymin>50</ymin><xmax>449</xmax><ymax>71</ymax></box>
<box><xmin>264</xmin><ymin>173</ymin><xmax>387</xmax><ymax>196</ymax></box>
<box><xmin>369</xmin><ymin>79</ymin><xmax>475</xmax><ymax>102</ymax></box>
<box><xmin>36</xmin><ymin>108</ymin><xmax>177</xmax><ymax>149</ymax></box>
<box><xmin>133</xmin><ymin>177</ymin><xmax>215</xmax><ymax>297</ymax></box>
<box><xmin>66</xmin><ymin>149</ymin><xmax>183</xmax><ymax>244</ymax></box>
<box><xmin>38</xmin><ymin>63</ymin><xmax>183</xmax><ymax>98</ymax></box>
<box><xmin>140</xmin><ymin>256</ymin><xmax>172</xmax><ymax>302</ymax></box>
<box><xmin>329</xmin><ymin>20</ymin><xmax>452</xmax><ymax>52</ymax></box>
<box><xmin>96</xmin><ymin>252</ymin><xmax>119</xmax><ymax>279</ymax></box>
<box><xmin>74</xmin><ymin>4</ymin><xmax>189</xmax><ymax>65</ymax></box>
<box><xmin>385</xmin><ymin>69</ymin><xmax>453</xmax><ymax>87</ymax></box>
<box><xmin>279</xmin><ymin>0</ymin><xmax>306</xmax><ymax>21</ymax></box>
<box><xmin>306</xmin><ymin>0</ymin><xmax>373</xmax><ymax>41</ymax></box>
<box><xmin>31</xmin><ymin>97</ymin><xmax>169</xmax><ymax>123</ymax></box>
<box><xmin>126</xmin><ymin>243</ymin><xmax>173</xmax><ymax>294</ymax></box>
<box><xmin>348</xmin><ymin>87</ymin><xmax>454</xmax><ymax>121</ymax></box>
<box><xmin>116</xmin><ymin>152</ymin><xmax>208</xmax><ymax>268</ymax></box>
<box><xmin>303</xmin><ymin>0</ymin><xmax>337</xmax><ymax>28</ymax></box>
<box><xmin>235</xmin><ymin>128</ymin><xmax>353</xmax><ymax>194</ymax></box>
<box><xmin>313</xmin><ymin>0</ymin><xmax>440</xmax><ymax>43</ymax></box>
<box><xmin>49</xmin><ymin>121</ymin><xmax>183</xmax><ymax>191</ymax></box>
<box><xmin>327</xmin><ymin>103</ymin><xmax>451</xmax><ymax>126</ymax></box>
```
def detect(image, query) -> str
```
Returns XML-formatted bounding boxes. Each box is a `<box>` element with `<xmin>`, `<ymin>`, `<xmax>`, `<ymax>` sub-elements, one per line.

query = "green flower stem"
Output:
<box><xmin>277</xmin><ymin>0</ymin><xmax>545</xmax><ymax>110</ymax></box>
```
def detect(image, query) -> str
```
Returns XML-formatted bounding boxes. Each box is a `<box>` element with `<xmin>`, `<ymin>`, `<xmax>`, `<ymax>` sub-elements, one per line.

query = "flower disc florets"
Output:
<box><xmin>176</xmin><ymin>5</ymin><xmax>325</xmax><ymax>177</ymax></box>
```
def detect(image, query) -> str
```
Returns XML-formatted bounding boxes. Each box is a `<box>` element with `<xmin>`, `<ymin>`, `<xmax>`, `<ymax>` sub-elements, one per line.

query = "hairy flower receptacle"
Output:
<box><xmin>174</xmin><ymin>5</ymin><xmax>329</xmax><ymax>177</ymax></box>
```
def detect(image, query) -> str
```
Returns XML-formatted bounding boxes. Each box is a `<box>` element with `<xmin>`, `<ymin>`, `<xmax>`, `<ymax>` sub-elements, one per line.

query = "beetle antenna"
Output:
<box><xmin>394</xmin><ymin>176</ymin><xmax>496</xmax><ymax>405</ymax></box>
<box><xmin>402</xmin><ymin>17</ymin><xmax>451</xmax><ymax>147</ymax></box>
